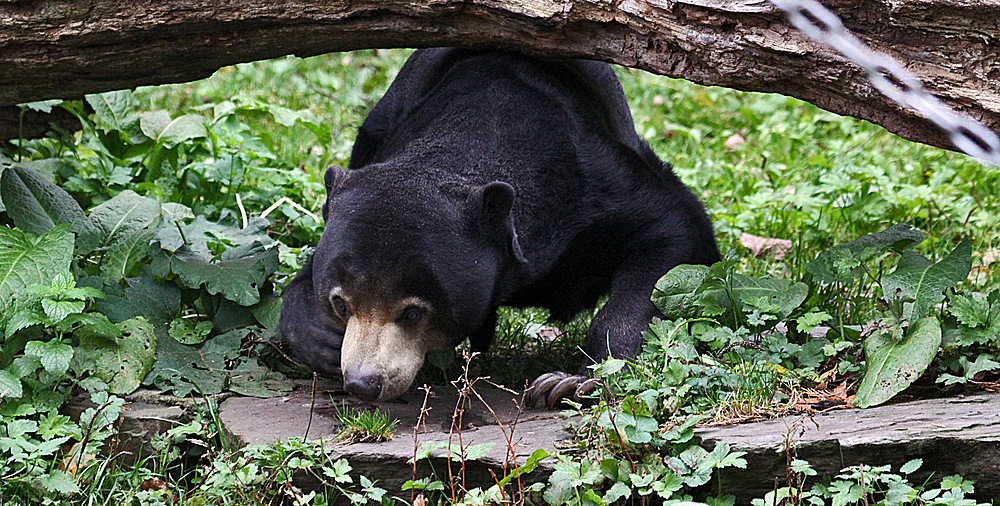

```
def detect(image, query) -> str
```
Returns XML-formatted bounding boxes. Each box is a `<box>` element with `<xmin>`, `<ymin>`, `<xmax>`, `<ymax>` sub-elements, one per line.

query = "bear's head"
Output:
<box><xmin>310</xmin><ymin>167</ymin><xmax>524</xmax><ymax>401</ymax></box>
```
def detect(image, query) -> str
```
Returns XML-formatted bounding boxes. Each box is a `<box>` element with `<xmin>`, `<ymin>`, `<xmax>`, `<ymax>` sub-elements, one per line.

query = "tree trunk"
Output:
<box><xmin>1</xmin><ymin>0</ymin><xmax>998</xmax><ymax>152</ymax></box>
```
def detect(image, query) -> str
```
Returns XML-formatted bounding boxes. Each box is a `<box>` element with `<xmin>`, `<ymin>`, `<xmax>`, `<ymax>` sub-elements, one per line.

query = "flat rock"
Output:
<box><xmin>696</xmin><ymin>393</ymin><xmax>1000</xmax><ymax>503</ymax></box>
<box><xmin>219</xmin><ymin>381</ymin><xmax>572</xmax><ymax>493</ymax></box>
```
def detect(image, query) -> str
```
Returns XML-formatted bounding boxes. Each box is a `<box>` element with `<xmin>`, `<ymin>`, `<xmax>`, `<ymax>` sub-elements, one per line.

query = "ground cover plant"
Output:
<box><xmin>0</xmin><ymin>49</ymin><xmax>998</xmax><ymax>504</ymax></box>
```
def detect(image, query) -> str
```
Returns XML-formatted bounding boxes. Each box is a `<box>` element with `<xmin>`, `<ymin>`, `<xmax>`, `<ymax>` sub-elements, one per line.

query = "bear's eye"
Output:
<box><xmin>330</xmin><ymin>296</ymin><xmax>350</xmax><ymax>320</ymax></box>
<box><xmin>397</xmin><ymin>306</ymin><xmax>425</xmax><ymax>325</ymax></box>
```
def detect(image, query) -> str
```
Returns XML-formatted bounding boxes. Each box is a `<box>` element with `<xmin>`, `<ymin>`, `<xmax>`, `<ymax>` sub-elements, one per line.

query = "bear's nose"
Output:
<box><xmin>344</xmin><ymin>371</ymin><xmax>383</xmax><ymax>401</ymax></box>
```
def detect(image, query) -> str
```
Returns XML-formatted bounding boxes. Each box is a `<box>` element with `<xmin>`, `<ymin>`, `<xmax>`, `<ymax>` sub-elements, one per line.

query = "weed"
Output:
<box><xmin>333</xmin><ymin>404</ymin><xmax>399</xmax><ymax>444</ymax></box>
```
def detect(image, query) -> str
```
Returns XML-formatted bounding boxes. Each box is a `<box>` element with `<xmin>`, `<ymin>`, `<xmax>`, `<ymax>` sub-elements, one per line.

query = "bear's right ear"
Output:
<box><xmin>467</xmin><ymin>181</ymin><xmax>526</xmax><ymax>264</ymax></box>
<box><xmin>324</xmin><ymin>166</ymin><xmax>348</xmax><ymax>197</ymax></box>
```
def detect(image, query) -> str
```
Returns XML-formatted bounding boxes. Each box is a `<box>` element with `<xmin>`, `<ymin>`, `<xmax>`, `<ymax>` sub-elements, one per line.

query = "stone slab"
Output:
<box><xmin>696</xmin><ymin>393</ymin><xmax>1000</xmax><ymax>502</ymax></box>
<box><xmin>219</xmin><ymin>381</ymin><xmax>572</xmax><ymax>494</ymax></box>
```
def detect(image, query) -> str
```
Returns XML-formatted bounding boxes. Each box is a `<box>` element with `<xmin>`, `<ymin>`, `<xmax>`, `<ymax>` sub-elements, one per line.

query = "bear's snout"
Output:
<box><xmin>344</xmin><ymin>368</ymin><xmax>383</xmax><ymax>401</ymax></box>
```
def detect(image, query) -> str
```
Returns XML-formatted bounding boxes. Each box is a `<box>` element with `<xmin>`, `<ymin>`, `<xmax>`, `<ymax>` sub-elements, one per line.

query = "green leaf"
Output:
<box><xmin>167</xmin><ymin>242</ymin><xmax>279</xmax><ymax>306</ymax></box>
<box><xmin>88</xmin><ymin>190</ymin><xmax>161</xmax><ymax>246</ymax></box>
<box><xmin>41</xmin><ymin>299</ymin><xmax>85</xmax><ymax>323</ymax></box>
<box><xmin>19</xmin><ymin>99</ymin><xmax>63</xmax><ymax>113</ymax></box>
<box><xmin>168</xmin><ymin>318</ymin><xmax>213</xmax><ymax>345</ymax></box>
<box><xmin>652</xmin><ymin>264</ymin><xmax>709</xmax><ymax>319</ymax></box>
<box><xmin>0</xmin><ymin>370</ymin><xmax>22</xmax><ymax>399</ymax></box>
<box><xmin>806</xmin><ymin>223</ymin><xmax>924</xmax><ymax>284</ymax></box>
<box><xmin>948</xmin><ymin>293</ymin><xmax>990</xmax><ymax>328</ymax></box>
<box><xmin>900</xmin><ymin>459</ymin><xmax>922</xmax><ymax>475</ymax></box>
<box><xmin>227</xmin><ymin>360</ymin><xmax>294</xmax><ymax>397</ymax></box>
<box><xmin>146</xmin><ymin>329</ymin><xmax>244</xmax><ymax>397</ymax></box>
<box><xmin>85</xmin><ymin>90</ymin><xmax>146</xmax><ymax>144</ymax></box>
<box><xmin>97</xmin><ymin>267</ymin><xmax>180</xmax><ymax>336</ymax></box>
<box><xmin>76</xmin><ymin>317</ymin><xmax>156</xmax><ymax>395</ymax></box>
<box><xmin>141</xmin><ymin>111</ymin><xmax>208</xmax><ymax>148</ymax></box>
<box><xmin>652</xmin><ymin>263</ymin><xmax>807</xmax><ymax>329</ymax></box>
<box><xmin>25</xmin><ymin>340</ymin><xmax>74</xmax><ymax>377</ymax></box>
<box><xmin>101</xmin><ymin>228</ymin><xmax>157</xmax><ymax>283</ymax></box>
<box><xmin>881</xmin><ymin>241</ymin><xmax>972</xmax><ymax>321</ymax></box>
<box><xmin>0</xmin><ymin>166</ymin><xmax>102</xmax><ymax>254</ymax></box>
<box><xmin>35</xmin><ymin>469</ymin><xmax>80</xmax><ymax>495</ymax></box>
<box><xmin>854</xmin><ymin>317</ymin><xmax>942</xmax><ymax>408</ymax></box>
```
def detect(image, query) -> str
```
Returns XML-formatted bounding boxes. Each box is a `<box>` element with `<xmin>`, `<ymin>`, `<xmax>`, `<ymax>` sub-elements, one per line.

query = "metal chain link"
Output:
<box><xmin>769</xmin><ymin>0</ymin><xmax>1000</xmax><ymax>167</ymax></box>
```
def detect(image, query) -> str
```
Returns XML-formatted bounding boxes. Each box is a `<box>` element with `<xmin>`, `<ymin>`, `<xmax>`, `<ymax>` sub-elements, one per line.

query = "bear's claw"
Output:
<box><xmin>526</xmin><ymin>372</ymin><xmax>601</xmax><ymax>409</ymax></box>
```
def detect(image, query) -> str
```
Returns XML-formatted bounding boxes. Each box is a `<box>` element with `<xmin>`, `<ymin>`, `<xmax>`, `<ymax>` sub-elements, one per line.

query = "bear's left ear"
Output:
<box><xmin>324</xmin><ymin>166</ymin><xmax>348</xmax><ymax>196</ymax></box>
<box><xmin>468</xmin><ymin>181</ymin><xmax>527</xmax><ymax>264</ymax></box>
<box><xmin>322</xmin><ymin>166</ymin><xmax>348</xmax><ymax>220</ymax></box>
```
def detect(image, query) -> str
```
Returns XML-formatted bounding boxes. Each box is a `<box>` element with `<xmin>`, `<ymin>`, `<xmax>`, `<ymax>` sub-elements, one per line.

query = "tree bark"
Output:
<box><xmin>1</xmin><ymin>0</ymin><xmax>998</xmax><ymax>152</ymax></box>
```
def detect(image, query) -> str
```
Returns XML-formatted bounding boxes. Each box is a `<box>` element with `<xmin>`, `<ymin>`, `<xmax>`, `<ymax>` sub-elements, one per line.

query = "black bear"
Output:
<box><xmin>280</xmin><ymin>48</ymin><xmax>720</xmax><ymax>407</ymax></box>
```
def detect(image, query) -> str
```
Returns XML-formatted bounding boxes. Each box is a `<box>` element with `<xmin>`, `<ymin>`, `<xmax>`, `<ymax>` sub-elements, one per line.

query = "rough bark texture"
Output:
<box><xmin>1</xmin><ymin>0</ymin><xmax>998</xmax><ymax>151</ymax></box>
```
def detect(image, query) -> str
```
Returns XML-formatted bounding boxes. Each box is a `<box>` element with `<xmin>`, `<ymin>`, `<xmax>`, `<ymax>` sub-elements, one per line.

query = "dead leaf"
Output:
<box><xmin>740</xmin><ymin>233</ymin><xmax>793</xmax><ymax>260</ymax></box>
<box><xmin>725</xmin><ymin>133</ymin><xmax>745</xmax><ymax>149</ymax></box>
<box><xmin>983</xmin><ymin>248</ymin><xmax>1000</xmax><ymax>265</ymax></box>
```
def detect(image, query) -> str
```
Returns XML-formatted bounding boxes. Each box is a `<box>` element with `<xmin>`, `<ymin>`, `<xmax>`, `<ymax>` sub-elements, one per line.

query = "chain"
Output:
<box><xmin>769</xmin><ymin>0</ymin><xmax>1000</xmax><ymax>167</ymax></box>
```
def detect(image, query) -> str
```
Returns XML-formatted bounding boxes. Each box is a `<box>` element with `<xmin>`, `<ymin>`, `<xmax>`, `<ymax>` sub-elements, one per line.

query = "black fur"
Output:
<box><xmin>280</xmin><ymin>48</ymin><xmax>720</xmax><ymax>398</ymax></box>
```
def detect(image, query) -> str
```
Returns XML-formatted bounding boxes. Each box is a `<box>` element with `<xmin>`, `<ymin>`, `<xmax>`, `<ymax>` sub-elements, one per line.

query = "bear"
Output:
<box><xmin>279</xmin><ymin>48</ymin><xmax>720</xmax><ymax>407</ymax></box>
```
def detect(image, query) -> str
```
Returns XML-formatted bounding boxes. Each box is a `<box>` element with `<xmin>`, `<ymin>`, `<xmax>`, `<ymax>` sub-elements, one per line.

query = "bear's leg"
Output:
<box><xmin>526</xmin><ymin>255</ymin><xmax>670</xmax><ymax>408</ymax></box>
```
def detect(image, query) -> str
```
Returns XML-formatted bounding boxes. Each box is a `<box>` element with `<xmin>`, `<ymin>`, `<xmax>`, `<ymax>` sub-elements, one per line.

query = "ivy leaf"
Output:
<box><xmin>806</xmin><ymin>223</ymin><xmax>924</xmax><ymax>284</ymax></box>
<box><xmin>24</xmin><ymin>340</ymin><xmax>75</xmax><ymax>377</ymax></box>
<box><xmin>881</xmin><ymin>241</ymin><xmax>972</xmax><ymax>321</ymax></box>
<box><xmin>854</xmin><ymin>317</ymin><xmax>942</xmax><ymax>408</ymax></box>
<box><xmin>0</xmin><ymin>167</ymin><xmax>101</xmax><ymax>254</ymax></box>
<box><xmin>88</xmin><ymin>190</ymin><xmax>161</xmax><ymax>246</ymax></box>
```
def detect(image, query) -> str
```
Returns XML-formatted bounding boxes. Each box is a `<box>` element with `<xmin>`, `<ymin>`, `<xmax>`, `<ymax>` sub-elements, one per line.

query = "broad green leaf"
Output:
<box><xmin>41</xmin><ymin>299</ymin><xmax>85</xmax><ymax>323</ymax></box>
<box><xmin>250</xmin><ymin>293</ymin><xmax>281</xmax><ymax>330</ymax></box>
<box><xmin>0</xmin><ymin>370</ymin><xmax>22</xmax><ymax>398</ymax></box>
<box><xmin>652</xmin><ymin>263</ymin><xmax>806</xmax><ymax>328</ymax></box>
<box><xmin>101</xmin><ymin>228</ymin><xmax>157</xmax><ymax>283</ymax></box>
<box><xmin>88</xmin><ymin>190</ymin><xmax>160</xmax><ymax>245</ymax></box>
<box><xmin>168</xmin><ymin>318</ymin><xmax>213</xmax><ymax>345</ymax></box>
<box><xmin>854</xmin><ymin>317</ymin><xmax>942</xmax><ymax>408</ymax></box>
<box><xmin>881</xmin><ymin>241</ymin><xmax>972</xmax><ymax>321</ymax></box>
<box><xmin>652</xmin><ymin>264</ymin><xmax>709</xmax><ymax>319</ymax></box>
<box><xmin>25</xmin><ymin>340</ymin><xmax>74</xmax><ymax>377</ymax></box>
<box><xmin>141</xmin><ymin>111</ymin><xmax>208</xmax><ymax>148</ymax></box>
<box><xmin>0</xmin><ymin>166</ymin><xmax>102</xmax><ymax>254</ymax></box>
<box><xmin>0</xmin><ymin>225</ymin><xmax>73</xmax><ymax>307</ymax></box>
<box><xmin>168</xmin><ymin>242</ymin><xmax>279</xmax><ymax>306</ymax></box>
<box><xmin>806</xmin><ymin>223</ymin><xmax>924</xmax><ymax>284</ymax></box>
<box><xmin>70</xmin><ymin>312</ymin><xmax>122</xmax><ymax>342</ymax></box>
<box><xmin>145</xmin><ymin>328</ymin><xmax>288</xmax><ymax>397</ymax></box>
<box><xmin>155</xmin><ymin>215</ymin><xmax>272</xmax><ymax>254</ymax></box>
<box><xmin>76</xmin><ymin>317</ymin><xmax>156</xmax><ymax>394</ymax></box>
<box><xmin>85</xmin><ymin>90</ymin><xmax>146</xmax><ymax>144</ymax></box>
<box><xmin>97</xmin><ymin>267</ymin><xmax>180</xmax><ymax>336</ymax></box>
<box><xmin>227</xmin><ymin>360</ymin><xmax>294</xmax><ymax>397</ymax></box>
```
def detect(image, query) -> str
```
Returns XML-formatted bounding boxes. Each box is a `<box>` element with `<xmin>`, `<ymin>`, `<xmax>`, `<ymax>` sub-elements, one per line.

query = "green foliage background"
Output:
<box><xmin>0</xmin><ymin>48</ymin><xmax>997</xmax><ymax>505</ymax></box>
